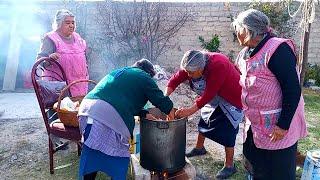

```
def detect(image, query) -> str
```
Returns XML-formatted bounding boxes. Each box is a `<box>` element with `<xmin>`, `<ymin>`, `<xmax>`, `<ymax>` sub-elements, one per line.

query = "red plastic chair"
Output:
<box><xmin>31</xmin><ymin>57</ymin><xmax>82</xmax><ymax>174</ymax></box>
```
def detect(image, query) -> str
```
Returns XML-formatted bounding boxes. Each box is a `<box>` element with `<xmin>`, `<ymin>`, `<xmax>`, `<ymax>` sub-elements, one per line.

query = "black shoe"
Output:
<box><xmin>216</xmin><ymin>165</ymin><xmax>237</xmax><ymax>179</ymax></box>
<box><xmin>186</xmin><ymin>147</ymin><xmax>207</xmax><ymax>157</ymax></box>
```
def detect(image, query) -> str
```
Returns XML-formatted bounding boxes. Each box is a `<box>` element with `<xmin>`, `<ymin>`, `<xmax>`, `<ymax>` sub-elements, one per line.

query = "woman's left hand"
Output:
<box><xmin>175</xmin><ymin>107</ymin><xmax>192</xmax><ymax>118</ymax></box>
<box><xmin>175</xmin><ymin>104</ymin><xmax>199</xmax><ymax>118</ymax></box>
<box><xmin>270</xmin><ymin>126</ymin><xmax>288</xmax><ymax>142</ymax></box>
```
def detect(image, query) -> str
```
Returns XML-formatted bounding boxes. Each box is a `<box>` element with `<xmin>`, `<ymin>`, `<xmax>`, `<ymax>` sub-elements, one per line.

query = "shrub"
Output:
<box><xmin>305</xmin><ymin>64</ymin><xmax>320</xmax><ymax>86</ymax></box>
<box><xmin>198</xmin><ymin>34</ymin><xmax>220</xmax><ymax>52</ymax></box>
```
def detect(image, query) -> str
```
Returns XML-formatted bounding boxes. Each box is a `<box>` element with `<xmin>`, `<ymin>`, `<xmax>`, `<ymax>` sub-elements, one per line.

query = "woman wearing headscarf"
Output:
<box><xmin>165</xmin><ymin>50</ymin><xmax>244</xmax><ymax>179</ymax></box>
<box><xmin>78</xmin><ymin>59</ymin><xmax>175</xmax><ymax>180</ymax></box>
<box><xmin>233</xmin><ymin>9</ymin><xmax>308</xmax><ymax>179</ymax></box>
<box><xmin>37</xmin><ymin>9</ymin><xmax>88</xmax><ymax>97</ymax></box>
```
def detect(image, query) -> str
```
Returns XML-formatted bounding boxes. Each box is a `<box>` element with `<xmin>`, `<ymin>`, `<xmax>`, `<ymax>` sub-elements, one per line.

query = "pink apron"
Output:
<box><xmin>236</xmin><ymin>37</ymin><xmax>308</xmax><ymax>150</ymax></box>
<box><xmin>45</xmin><ymin>31</ymin><xmax>88</xmax><ymax>96</ymax></box>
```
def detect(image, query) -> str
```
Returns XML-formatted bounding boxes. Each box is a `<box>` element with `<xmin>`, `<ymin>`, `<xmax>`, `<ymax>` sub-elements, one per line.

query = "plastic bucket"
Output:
<box><xmin>301</xmin><ymin>150</ymin><xmax>320</xmax><ymax>180</ymax></box>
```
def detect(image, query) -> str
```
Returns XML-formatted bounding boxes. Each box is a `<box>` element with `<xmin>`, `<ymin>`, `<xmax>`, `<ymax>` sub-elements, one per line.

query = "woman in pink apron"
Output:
<box><xmin>233</xmin><ymin>9</ymin><xmax>308</xmax><ymax>180</ymax></box>
<box><xmin>36</xmin><ymin>9</ymin><xmax>88</xmax><ymax>148</ymax></box>
<box><xmin>37</xmin><ymin>9</ymin><xmax>88</xmax><ymax>97</ymax></box>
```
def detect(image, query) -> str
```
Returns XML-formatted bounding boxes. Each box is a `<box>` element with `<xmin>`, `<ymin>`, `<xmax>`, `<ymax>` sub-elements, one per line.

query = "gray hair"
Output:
<box><xmin>52</xmin><ymin>9</ymin><xmax>75</xmax><ymax>31</ymax></box>
<box><xmin>232</xmin><ymin>9</ymin><xmax>273</xmax><ymax>43</ymax></box>
<box><xmin>132</xmin><ymin>59</ymin><xmax>156</xmax><ymax>77</ymax></box>
<box><xmin>180</xmin><ymin>50</ymin><xmax>208</xmax><ymax>71</ymax></box>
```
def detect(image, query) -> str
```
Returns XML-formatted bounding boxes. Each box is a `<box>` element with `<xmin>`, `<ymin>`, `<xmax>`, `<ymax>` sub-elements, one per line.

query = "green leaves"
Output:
<box><xmin>198</xmin><ymin>34</ymin><xmax>220</xmax><ymax>53</ymax></box>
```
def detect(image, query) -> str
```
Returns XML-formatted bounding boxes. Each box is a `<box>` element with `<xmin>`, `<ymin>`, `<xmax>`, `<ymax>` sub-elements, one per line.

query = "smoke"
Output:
<box><xmin>0</xmin><ymin>0</ymin><xmax>51</xmax><ymax>89</ymax></box>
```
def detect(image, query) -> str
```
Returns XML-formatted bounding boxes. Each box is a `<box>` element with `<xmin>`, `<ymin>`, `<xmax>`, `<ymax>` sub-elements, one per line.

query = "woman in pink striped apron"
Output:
<box><xmin>36</xmin><ymin>9</ymin><xmax>88</xmax><ymax>149</ymax></box>
<box><xmin>37</xmin><ymin>9</ymin><xmax>88</xmax><ymax>97</ymax></box>
<box><xmin>233</xmin><ymin>9</ymin><xmax>308</xmax><ymax>180</ymax></box>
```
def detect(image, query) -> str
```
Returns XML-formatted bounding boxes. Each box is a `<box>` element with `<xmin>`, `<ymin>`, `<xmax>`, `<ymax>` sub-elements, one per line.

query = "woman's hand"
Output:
<box><xmin>270</xmin><ymin>126</ymin><xmax>288</xmax><ymax>142</ymax></box>
<box><xmin>166</xmin><ymin>108</ymin><xmax>175</xmax><ymax>120</ymax></box>
<box><xmin>175</xmin><ymin>107</ymin><xmax>192</xmax><ymax>118</ymax></box>
<box><xmin>49</xmin><ymin>53</ymin><xmax>61</xmax><ymax>60</ymax></box>
<box><xmin>175</xmin><ymin>104</ymin><xmax>199</xmax><ymax>118</ymax></box>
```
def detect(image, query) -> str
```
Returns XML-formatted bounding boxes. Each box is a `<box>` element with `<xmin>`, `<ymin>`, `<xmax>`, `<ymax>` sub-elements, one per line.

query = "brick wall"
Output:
<box><xmin>37</xmin><ymin>1</ymin><xmax>320</xmax><ymax>80</ymax></box>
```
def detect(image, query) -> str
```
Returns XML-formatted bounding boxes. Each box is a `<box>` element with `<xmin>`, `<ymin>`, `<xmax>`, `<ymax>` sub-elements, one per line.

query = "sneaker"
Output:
<box><xmin>186</xmin><ymin>147</ymin><xmax>207</xmax><ymax>157</ymax></box>
<box><xmin>216</xmin><ymin>165</ymin><xmax>237</xmax><ymax>179</ymax></box>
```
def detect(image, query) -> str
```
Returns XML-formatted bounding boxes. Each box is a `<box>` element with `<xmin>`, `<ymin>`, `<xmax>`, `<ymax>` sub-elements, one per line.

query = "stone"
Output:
<box><xmin>10</xmin><ymin>154</ymin><xmax>18</xmax><ymax>161</ymax></box>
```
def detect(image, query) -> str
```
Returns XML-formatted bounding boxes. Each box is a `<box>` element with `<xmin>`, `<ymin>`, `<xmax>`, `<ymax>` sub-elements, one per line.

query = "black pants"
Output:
<box><xmin>243</xmin><ymin>127</ymin><xmax>297</xmax><ymax>180</ymax></box>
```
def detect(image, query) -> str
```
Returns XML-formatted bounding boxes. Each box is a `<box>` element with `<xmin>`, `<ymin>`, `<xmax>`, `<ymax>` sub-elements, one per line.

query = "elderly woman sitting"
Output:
<box><xmin>165</xmin><ymin>50</ymin><xmax>244</xmax><ymax>179</ymax></box>
<box><xmin>233</xmin><ymin>9</ymin><xmax>308</xmax><ymax>180</ymax></box>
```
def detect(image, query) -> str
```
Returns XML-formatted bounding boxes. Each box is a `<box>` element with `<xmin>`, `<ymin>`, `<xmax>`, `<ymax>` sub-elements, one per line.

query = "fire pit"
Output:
<box><xmin>130</xmin><ymin>154</ymin><xmax>196</xmax><ymax>180</ymax></box>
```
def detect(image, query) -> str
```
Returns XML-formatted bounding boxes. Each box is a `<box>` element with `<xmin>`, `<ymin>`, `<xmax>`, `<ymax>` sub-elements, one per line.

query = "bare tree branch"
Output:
<box><xmin>96</xmin><ymin>1</ymin><xmax>191</xmax><ymax>63</ymax></box>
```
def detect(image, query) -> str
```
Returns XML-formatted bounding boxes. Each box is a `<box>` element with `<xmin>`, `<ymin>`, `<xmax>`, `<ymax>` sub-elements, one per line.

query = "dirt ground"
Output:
<box><xmin>0</xmin><ymin>84</ymin><xmax>244</xmax><ymax>180</ymax></box>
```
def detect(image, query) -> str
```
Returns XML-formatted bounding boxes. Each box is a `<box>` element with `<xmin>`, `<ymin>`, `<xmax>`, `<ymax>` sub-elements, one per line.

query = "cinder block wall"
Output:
<box><xmin>157</xmin><ymin>2</ymin><xmax>247</xmax><ymax>69</ymax></box>
<box><xmin>37</xmin><ymin>1</ymin><xmax>320</xmax><ymax>80</ymax></box>
<box><xmin>158</xmin><ymin>2</ymin><xmax>320</xmax><ymax>70</ymax></box>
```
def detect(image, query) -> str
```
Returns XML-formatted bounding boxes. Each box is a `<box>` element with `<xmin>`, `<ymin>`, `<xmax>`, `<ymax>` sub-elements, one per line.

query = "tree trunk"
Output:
<box><xmin>300</xmin><ymin>23</ymin><xmax>312</xmax><ymax>87</ymax></box>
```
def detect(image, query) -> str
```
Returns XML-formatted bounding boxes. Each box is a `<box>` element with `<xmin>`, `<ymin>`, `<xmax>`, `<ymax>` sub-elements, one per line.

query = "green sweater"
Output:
<box><xmin>85</xmin><ymin>67</ymin><xmax>173</xmax><ymax>135</ymax></box>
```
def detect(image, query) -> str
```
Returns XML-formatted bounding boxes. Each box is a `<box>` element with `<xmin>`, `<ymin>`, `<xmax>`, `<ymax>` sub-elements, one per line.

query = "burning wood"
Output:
<box><xmin>150</xmin><ymin>170</ymin><xmax>188</xmax><ymax>180</ymax></box>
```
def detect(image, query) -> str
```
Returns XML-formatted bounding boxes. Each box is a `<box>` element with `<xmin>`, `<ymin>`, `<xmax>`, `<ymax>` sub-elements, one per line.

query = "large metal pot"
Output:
<box><xmin>140</xmin><ymin>108</ymin><xmax>186</xmax><ymax>173</ymax></box>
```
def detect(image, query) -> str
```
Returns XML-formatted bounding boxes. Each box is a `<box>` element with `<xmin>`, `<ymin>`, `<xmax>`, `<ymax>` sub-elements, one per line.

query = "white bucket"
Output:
<box><xmin>301</xmin><ymin>150</ymin><xmax>320</xmax><ymax>180</ymax></box>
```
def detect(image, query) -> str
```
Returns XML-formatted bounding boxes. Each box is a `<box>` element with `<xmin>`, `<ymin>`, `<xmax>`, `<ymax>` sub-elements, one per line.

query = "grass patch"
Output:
<box><xmin>28</xmin><ymin>152</ymin><xmax>131</xmax><ymax>180</ymax></box>
<box><xmin>189</xmin><ymin>155</ymin><xmax>246</xmax><ymax>180</ymax></box>
<box><xmin>299</xmin><ymin>92</ymin><xmax>320</xmax><ymax>155</ymax></box>
<box><xmin>298</xmin><ymin>127</ymin><xmax>320</xmax><ymax>154</ymax></box>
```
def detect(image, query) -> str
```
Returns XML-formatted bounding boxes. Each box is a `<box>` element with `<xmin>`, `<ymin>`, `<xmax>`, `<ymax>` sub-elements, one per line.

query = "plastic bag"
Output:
<box><xmin>153</xmin><ymin>65</ymin><xmax>169</xmax><ymax>81</ymax></box>
<box><xmin>37</xmin><ymin>80</ymin><xmax>69</xmax><ymax>108</ymax></box>
<box><xmin>53</xmin><ymin>97</ymin><xmax>80</xmax><ymax>111</ymax></box>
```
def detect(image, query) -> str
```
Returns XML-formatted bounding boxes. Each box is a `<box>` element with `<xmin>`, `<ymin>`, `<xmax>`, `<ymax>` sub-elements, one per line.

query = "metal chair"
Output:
<box><xmin>31</xmin><ymin>57</ymin><xmax>82</xmax><ymax>174</ymax></box>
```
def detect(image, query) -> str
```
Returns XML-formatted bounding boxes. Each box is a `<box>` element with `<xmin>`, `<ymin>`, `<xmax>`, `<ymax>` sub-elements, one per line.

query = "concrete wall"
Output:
<box><xmin>14</xmin><ymin>1</ymin><xmax>320</xmax><ymax>81</ymax></box>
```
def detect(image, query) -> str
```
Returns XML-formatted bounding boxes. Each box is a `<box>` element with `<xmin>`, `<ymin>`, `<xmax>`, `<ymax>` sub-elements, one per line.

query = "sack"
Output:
<box><xmin>37</xmin><ymin>80</ymin><xmax>70</xmax><ymax>108</ymax></box>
